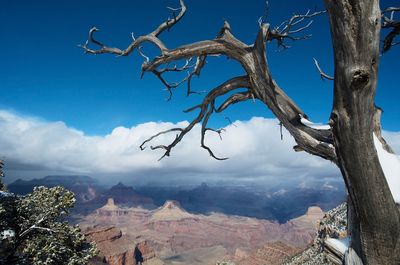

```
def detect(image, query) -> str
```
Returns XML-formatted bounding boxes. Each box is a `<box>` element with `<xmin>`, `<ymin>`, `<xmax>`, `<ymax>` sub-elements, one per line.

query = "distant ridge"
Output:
<box><xmin>8</xmin><ymin>175</ymin><xmax>102</xmax><ymax>204</ymax></box>
<box><xmin>8</xmin><ymin>175</ymin><xmax>98</xmax><ymax>195</ymax></box>
<box><xmin>96</xmin><ymin>182</ymin><xmax>154</xmax><ymax>207</ymax></box>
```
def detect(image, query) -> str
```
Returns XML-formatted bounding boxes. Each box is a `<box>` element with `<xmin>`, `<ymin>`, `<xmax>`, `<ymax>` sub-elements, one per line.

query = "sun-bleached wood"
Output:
<box><xmin>81</xmin><ymin>1</ymin><xmax>400</xmax><ymax>263</ymax></box>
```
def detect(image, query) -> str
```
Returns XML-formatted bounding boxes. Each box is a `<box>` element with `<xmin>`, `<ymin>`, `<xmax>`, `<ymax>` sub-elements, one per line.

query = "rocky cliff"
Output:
<box><xmin>232</xmin><ymin>241</ymin><xmax>303</xmax><ymax>265</ymax></box>
<box><xmin>283</xmin><ymin>202</ymin><xmax>347</xmax><ymax>265</ymax></box>
<box><xmin>99</xmin><ymin>182</ymin><xmax>154</xmax><ymax>207</ymax></box>
<box><xmin>85</xmin><ymin>226</ymin><xmax>162</xmax><ymax>265</ymax></box>
<box><xmin>81</xmin><ymin>199</ymin><xmax>325</xmax><ymax>265</ymax></box>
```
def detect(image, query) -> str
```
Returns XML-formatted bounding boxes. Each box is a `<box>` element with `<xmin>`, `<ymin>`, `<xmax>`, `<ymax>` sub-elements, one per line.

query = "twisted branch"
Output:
<box><xmin>151</xmin><ymin>57</ymin><xmax>207</xmax><ymax>100</ymax></box>
<box><xmin>382</xmin><ymin>7</ymin><xmax>400</xmax><ymax>53</ymax></box>
<box><xmin>79</xmin><ymin>0</ymin><xmax>186</xmax><ymax>55</ymax></box>
<box><xmin>80</xmin><ymin>0</ymin><xmax>336</xmax><ymax>162</ymax></box>
<box><xmin>139</xmin><ymin>76</ymin><xmax>250</xmax><ymax>160</ymax></box>
<box><xmin>216</xmin><ymin>91</ymin><xmax>254</xmax><ymax>112</ymax></box>
<box><xmin>268</xmin><ymin>9</ymin><xmax>327</xmax><ymax>50</ymax></box>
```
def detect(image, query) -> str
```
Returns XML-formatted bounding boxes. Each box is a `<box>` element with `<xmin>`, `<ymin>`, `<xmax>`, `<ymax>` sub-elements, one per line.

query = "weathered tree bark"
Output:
<box><xmin>325</xmin><ymin>1</ymin><xmax>400</xmax><ymax>264</ymax></box>
<box><xmin>80</xmin><ymin>0</ymin><xmax>400</xmax><ymax>263</ymax></box>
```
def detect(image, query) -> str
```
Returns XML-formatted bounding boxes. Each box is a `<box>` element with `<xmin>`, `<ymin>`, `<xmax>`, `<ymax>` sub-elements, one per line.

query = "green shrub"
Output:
<box><xmin>0</xmin><ymin>160</ymin><xmax>98</xmax><ymax>264</ymax></box>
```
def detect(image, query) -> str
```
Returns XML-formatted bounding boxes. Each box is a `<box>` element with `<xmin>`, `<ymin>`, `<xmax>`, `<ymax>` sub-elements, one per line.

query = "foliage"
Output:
<box><xmin>0</xmin><ymin>161</ymin><xmax>98</xmax><ymax>264</ymax></box>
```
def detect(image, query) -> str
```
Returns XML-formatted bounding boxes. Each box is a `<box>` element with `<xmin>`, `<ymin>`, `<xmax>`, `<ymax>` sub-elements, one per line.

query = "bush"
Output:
<box><xmin>0</xmin><ymin>160</ymin><xmax>98</xmax><ymax>264</ymax></box>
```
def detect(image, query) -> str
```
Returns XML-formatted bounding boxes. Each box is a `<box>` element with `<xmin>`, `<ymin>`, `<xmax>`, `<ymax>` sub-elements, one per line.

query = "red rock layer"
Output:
<box><xmin>85</xmin><ymin>226</ymin><xmax>157</xmax><ymax>265</ymax></box>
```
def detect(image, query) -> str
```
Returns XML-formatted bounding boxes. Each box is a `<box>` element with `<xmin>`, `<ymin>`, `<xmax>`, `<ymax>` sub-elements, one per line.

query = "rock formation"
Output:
<box><xmin>150</xmin><ymin>200</ymin><xmax>194</xmax><ymax>222</ymax></box>
<box><xmin>85</xmin><ymin>226</ymin><xmax>162</xmax><ymax>265</ymax></box>
<box><xmin>233</xmin><ymin>241</ymin><xmax>303</xmax><ymax>265</ymax></box>
<box><xmin>99</xmin><ymin>198</ymin><xmax>120</xmax><ymax>211</ymax></box>
<box><xmin>81</xmin><ymin>199</ymin><xmax>326</xmax><ymax>264</ymax></box>
<box><xmin>101</xmin><ymin>182</ymin><xmax>154</xmax><ymax>207</ymax></box>
<box><xmin>283</xmin><ymin>202</ymin><xmax>348</xmax><ymax>265</ymax></box>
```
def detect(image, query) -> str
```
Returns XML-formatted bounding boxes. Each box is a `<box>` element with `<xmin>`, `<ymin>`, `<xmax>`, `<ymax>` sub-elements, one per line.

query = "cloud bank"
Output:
<box><xmin>3</xmin><ymin>109</ymin><xmax>395</xmax><ymax>187</ymax></box>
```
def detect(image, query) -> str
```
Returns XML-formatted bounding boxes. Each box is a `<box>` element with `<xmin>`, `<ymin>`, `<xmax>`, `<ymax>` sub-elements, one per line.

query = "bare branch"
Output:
<box><xmin>201</xmin><ymin>101</ymin><xmax>228</xmax><ymax>160</ymax></box>
<box><xmin>149</xmin><ymin>57</ymin><xmax>206</xmax><ymax>100</ymax></box>
<box><xmin>152</xmin><ymin>0</ymin><xmax>186</xmax><ymax>37</ymax></box>
<box><xmin>19</xmin><ymin>215</ymin><xmax>55</xmax><ymax>238</ymax></box>
<box><xmin>79</xmin><ymin>0</ymin><xmax>187</xmax><ymax>56</ymax></box>
<box><xmin>216</xmin><ymin>91</ymin><xmax>253</xmax><ymax>112</ymax></box>
<box><xmin>225</xmin><ymin>117</ymin><xmax>237</xmax><ymax>127</ymax></box>
<box><xmin>152</xmin><ymin>69</ymin><xmax>190</xmax><ymax>101</ymax></box>
<box><xmin>382</xmin><ymin>27</ymin><xmax>400</xmax><ymax>53</ymax></box>
<box><xmin>137</xmin><ymin>46</ymin><xmax>150</xmax><ymax>63</ymax></box>
<box><xmin>251</xmin><ymin>25</ymin><xmax>336</xmax><ymax>162</ymax></box>
<box><xmin>313</xmin><ymin>58</ymin><xmax>334</xmax><ymax>81</ymax></box>
<box><xmin>216</xmin><ymin>20</ymin><xmax>232</xmax><ymax>38</ymax></box>
<box><xmin>81</xmin><ymin>1</ymin><xmax>335</xmax><ymax>162</ymax></box>
<box><xmin>267</xmin><ymin>9</ymin><xmax>326</xmax><ymax>50</ymax></box>
<box><xmin>205</xmin><ymin>127</ymin><xmax>225</xmax><ymax>140</ymax></box>
<box><xmin>382</xmin><ymin>7</ymin><xmax>400</xmax><ymax>17</ymax></box>
<box><xmin>258</xmin><ymin>1</ymin><xmax>270</xmax><ymax>27</ymax></box>
<box><xmin>381</xmin><ymin>7</ymin><xmax>400</xmax><ymax>53</ymax></box>
<box><xmin>80</xmin><ymin>3</ymin><xmax>400</xmax><ymax>261</ymax></box>
<box><xmin>20</xmin><ymin>225</ymin><xmax>55</xmax><ymax>238</ymax></box>
<box><xmin>187</xmin><ymin>56</ymin><xmax>207</xmax><ymax>96</ymax></box>
<box><xmin>157</xmin><ymin>58</ymin><xmax>194</xmax><ymax>74</ymax></box>
<box><xmin>139</xmin><ymin>128</ymin><xmax>183</xmax><ymax>151</ymax></box>
<box><xmin>183</xmin><ymin>104</ymin><xmax>202</xmax><ymax>113</ymax></box>
<box><xmin>139</xmin><ymin>76</ymin><xmax>250</xmax><ymax>160</ymax></box>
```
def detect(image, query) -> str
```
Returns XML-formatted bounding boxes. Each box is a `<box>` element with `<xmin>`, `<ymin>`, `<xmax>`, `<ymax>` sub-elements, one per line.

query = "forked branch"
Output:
<box><xmin>139</xmin><ymin>76</ymin><xmax>250</xmax><ymax>160</ymax></box>
<box><xmin>382</xmin><ymin>7</ymin><xmax>400</xmax><ymax>53</ymax></box>
<box><xmin>81</xmin><ymin>0</ymin><xmax>336</xmax><ymax>162</ymax></box>
<box><xmin>79</xmin><ymin>0</ymin><xmax>186</xmax><ymax>55</ymax></box>
<box><xmin>19</xmin><ymin>215</ymin><xmax>56</xmax><ymax>238</ymax></box>
<box><xmin>268</xmin><ymin>9</ymin><xmax>327</xmax><ymax>50</ymax></box>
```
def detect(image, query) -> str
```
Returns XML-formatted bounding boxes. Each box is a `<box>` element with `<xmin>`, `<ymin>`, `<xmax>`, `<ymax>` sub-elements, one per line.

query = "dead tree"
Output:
<box><xmin>81</xmin><ymin>1</ymin><xmax>400</xmax><ymax>264</ymax></box>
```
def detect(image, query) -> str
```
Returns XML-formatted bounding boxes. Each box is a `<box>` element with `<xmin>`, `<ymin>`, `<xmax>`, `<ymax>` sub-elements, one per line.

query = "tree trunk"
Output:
<box><xmin>324</xmin><ymin>0</ymin><xmax>400</xmax><ymax>264</ymax></box>
<box><xmin>80</xmin><ymin>1</ymin><xmax>400</xmax><ymax>263</ymax></box>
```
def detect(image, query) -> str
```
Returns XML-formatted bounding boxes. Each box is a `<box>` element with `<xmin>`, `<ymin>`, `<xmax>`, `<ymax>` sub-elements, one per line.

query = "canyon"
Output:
<box><xmin>81</xmin><ymin>198</ymin><xmax>325</xmax><ymax>265</ymax></box>
<box><xmin>8</xmin><ymin>176</ymin><xmax>343</xmax><ymax>264</ymax></box>
<box><xmin>8</xmin><ymin>176</ymin><xmax>345</xmax><ymax>222</ymax></box>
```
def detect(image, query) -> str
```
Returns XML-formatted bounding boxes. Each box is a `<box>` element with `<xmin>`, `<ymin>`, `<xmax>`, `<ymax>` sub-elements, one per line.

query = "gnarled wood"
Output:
<box><xmin>81</xmin><ymin>1</ymin><xmax>400</xmax><ymax>263</ymax></box>
<box><xmin>325</xmin><ymin>0</ymin><xmax>400</xmax><ymax>264</ymax></box>
<box><xmin>81</xmin><ymin>5</ymin><xmax>335</xmax><ymax>162</ymax></box>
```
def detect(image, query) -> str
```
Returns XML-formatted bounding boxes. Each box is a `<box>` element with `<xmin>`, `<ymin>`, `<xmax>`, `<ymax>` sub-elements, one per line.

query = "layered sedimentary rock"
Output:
<box><xmin>81</xmin><ymin>199</ymin><xmax>325</xmax><ymax>264</ymax></box>
<box><xmin>233</xmin><ymin>241</ymin><xmax>303</xmax><ymax>265</ymax></box>
<box><xmin>231</xmin><ymin>207</ymin><xmax>325</xmax><ymax>265</ymax></box>
<box><xmin>85</xmin><ymin>226</ymin><xmax>161</xmax><ymax>265</ymax></box>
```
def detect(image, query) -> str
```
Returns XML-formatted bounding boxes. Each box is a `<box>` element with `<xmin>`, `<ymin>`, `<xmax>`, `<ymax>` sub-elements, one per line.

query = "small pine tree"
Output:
<box><xmin>0</xmin><ymin>160</ymin><xmax>98</xmax><ymax>264</ymax></box>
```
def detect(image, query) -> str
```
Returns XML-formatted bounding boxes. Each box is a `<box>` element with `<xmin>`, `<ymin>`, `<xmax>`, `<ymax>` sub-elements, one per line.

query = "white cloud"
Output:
<box><xmin>0</xmin><ymin>110</ymin><xmax>357</xmax><ymax>186</ymax></box>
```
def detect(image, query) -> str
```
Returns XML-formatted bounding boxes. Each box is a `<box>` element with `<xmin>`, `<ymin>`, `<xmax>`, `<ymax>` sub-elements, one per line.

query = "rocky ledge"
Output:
<box><xmin>283</xmin><ymin>202</ymin><xmax>348</xmax><ymax>265</ymax></box>
<box><xmin>85</xmin><ymin>226</ymin><xmax>162</xmax><ymax>265</ymax></box>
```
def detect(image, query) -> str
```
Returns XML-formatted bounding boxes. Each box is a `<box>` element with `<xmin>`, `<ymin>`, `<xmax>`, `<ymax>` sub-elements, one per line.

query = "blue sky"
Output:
<box><xmin>0</xmin><ymin>0</ymin><xmax>399</xmax><ymax>185</ymax></box>
<box><xmin>1</xmin><ymin>0</ymin><xmax>398</xmax><ymax>134</ymax></box>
